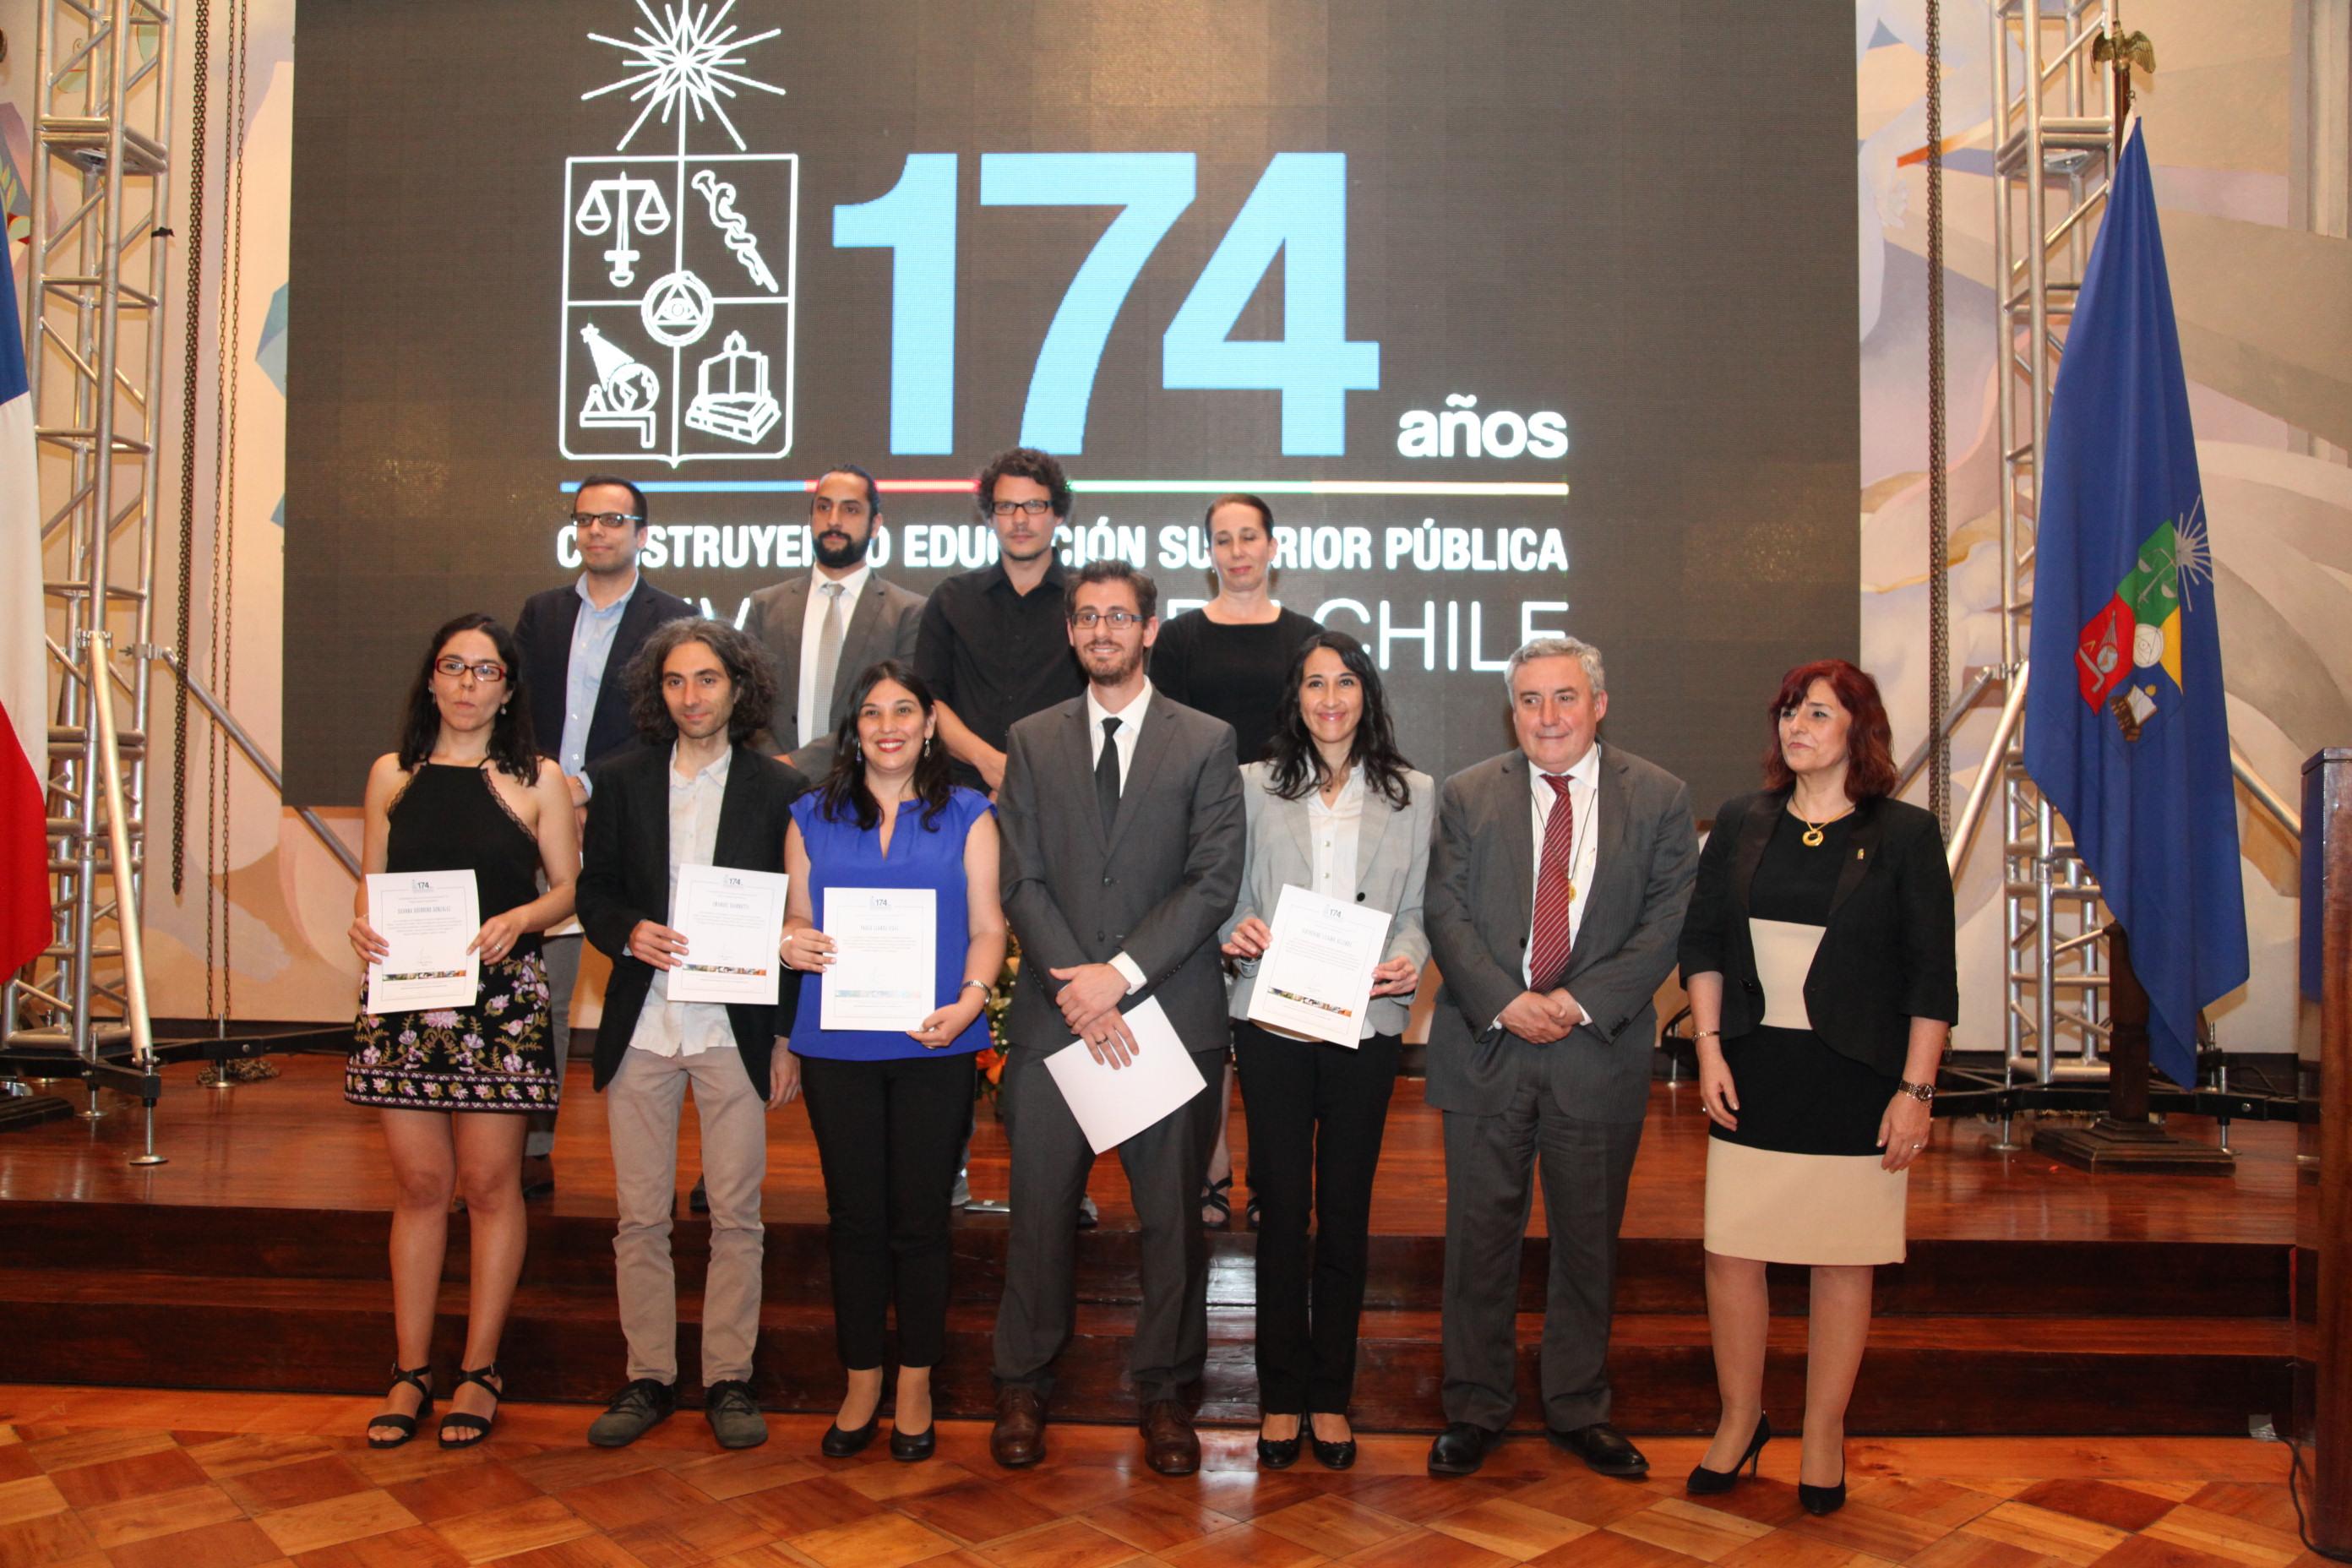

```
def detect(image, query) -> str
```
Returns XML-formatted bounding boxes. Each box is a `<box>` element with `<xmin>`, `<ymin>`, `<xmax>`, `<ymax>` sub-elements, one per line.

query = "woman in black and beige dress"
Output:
<box><xmin>347</xmin><ymin>612</ymin><xmax>579</xmax><ymax>1451</ymax></box>
<box><xmin>1676</xmin><ymin>658</ymin><xmax>1956</xmax><ymax>1516</ymax></box>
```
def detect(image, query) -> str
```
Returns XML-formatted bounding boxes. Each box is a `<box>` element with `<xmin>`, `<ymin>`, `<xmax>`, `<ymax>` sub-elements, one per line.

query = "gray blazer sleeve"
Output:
<box><xmin>996</xmin><ymin>722</ymin><xmax>1088</xmax><ymax>980</ymax></box>
<box><xmin>1425</xmin><ymin>771</ymin><xmax>1523</xmax><ymax>1037</ymax></box>
<box><xmin>1385</xmin><ymin>781</ymin><xmax>1435</xmax><ymax>970</ymax></box>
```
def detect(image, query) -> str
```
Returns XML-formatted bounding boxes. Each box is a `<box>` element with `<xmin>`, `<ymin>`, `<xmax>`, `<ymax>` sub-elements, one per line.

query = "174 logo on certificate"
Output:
<box><xmin>559</xmin><ymin>3</ymin><xmax>797</xmax><ymax>466</ymax></box>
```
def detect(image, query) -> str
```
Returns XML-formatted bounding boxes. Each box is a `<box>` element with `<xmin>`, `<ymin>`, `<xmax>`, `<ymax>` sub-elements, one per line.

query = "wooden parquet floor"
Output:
<box><xmin>0</xmin><ymin>1384</ymin><xmax>2321</xmax><ymax>1568</ymax></box>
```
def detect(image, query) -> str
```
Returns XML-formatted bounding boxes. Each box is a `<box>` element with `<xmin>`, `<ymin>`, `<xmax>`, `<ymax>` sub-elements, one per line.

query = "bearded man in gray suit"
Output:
<box><xmin>741</xmin><ymin>465</ymin><xmax>924</xmax><ymax>776</ymax></box>
<box><xmin>988</xmin><ymin>559</ymin><xmax>1244</xmax><ymax>1478</ymax></box>
<box><xmin>1424</xmin><ymin>636</ymin><xmax>1699</xmax><ymax>1478</ymax></box>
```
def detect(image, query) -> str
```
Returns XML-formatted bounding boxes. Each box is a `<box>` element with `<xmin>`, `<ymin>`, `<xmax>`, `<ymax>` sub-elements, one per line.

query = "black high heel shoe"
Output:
<box><xmin>1685</xmin><ymin>1413</ymin><xmax>1771</xmax><ymax>1494</ymax></box>
<box><xmin>1799</xmin><ymin>1465</ymin><xmax>1848</xmax><ymax>1516</ymax></box>
<box><xmin>367</xmin><ymin>1364</ymin><xmax>433</xmax><ymax>1450</ymax></box>
<box><xmin>438</xmin><ymin>1364</ymin><xmax>502</xmax><ymax>1450</ymax></box>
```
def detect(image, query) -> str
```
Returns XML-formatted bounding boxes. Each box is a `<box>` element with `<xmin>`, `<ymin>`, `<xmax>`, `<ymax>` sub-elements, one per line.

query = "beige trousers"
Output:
<box><xmin>606</xmin><ymin>1045</ymin><xmax>765</xmax><ymax>1386</ymax></box>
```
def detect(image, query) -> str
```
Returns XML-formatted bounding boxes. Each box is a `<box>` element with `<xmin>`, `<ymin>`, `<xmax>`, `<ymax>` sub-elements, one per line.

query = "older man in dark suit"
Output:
<box><xmin>989</xmin><ymin>560</ymin><xmax>1244</xmax><ymax>1477</ymax></box>
<box><xmin>741</xmin><ymin>465</ymin><xmax>925</xmax><ymax>776</ymax></box>
<box><xmin>1424</xmin><ymin>635</ymin><xmax>1699</xmax><ymax>1478</ymax></box>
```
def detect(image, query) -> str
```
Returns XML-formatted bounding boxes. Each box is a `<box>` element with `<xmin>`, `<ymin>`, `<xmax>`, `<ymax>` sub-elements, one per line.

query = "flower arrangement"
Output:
<box><xmin>972</xmin><ymin>939</ymin><xmax>1021</xmax><ymax>1104</ymax></box>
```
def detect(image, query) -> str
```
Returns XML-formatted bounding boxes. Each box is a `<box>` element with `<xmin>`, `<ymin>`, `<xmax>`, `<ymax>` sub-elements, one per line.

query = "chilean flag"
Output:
<box><xmin>0</xmin><ymin>237</ymin><xmax>52</xmax><ymax>979</ymax></box>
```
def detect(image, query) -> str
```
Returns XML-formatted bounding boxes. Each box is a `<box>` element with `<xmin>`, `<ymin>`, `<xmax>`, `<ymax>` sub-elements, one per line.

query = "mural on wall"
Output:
<box><xmin>122</xmin><ymin>0</ymin><xmax>2347</xmax><ymax>1056</ymax></box>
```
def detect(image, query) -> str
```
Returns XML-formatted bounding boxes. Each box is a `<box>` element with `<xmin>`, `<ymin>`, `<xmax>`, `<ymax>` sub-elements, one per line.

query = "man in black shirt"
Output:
<box><xmin>915</xmin><ymin>448</ymin><xmax>1087</xmax><ymax>794</ymax></box>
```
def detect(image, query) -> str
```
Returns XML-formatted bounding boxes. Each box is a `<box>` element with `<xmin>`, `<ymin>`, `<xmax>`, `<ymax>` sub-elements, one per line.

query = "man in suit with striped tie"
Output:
<box><xmin>1422</xmin><ymin>636</ymin><xmax>1699</xmax><ymax>1478</ymax></box>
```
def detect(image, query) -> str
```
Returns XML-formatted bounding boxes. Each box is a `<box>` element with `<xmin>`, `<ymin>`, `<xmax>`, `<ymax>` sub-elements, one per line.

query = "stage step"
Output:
<box><xmin>0</xmin><ymin>1200</ymin><xmax>2289</xmax><ymax>1318</ymax></box>
<box><xmin>0</xmin><ymin>1206</ymin><xmax>2293</xmax><ymax>1436</ymax></box>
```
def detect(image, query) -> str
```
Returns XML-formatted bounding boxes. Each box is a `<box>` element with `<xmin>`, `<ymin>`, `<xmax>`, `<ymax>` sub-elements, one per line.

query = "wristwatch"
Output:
<box><xmin>1897</xmin><ymin>1079</ymin><xmax>1936</xmax><ymax>1103</ymax></box>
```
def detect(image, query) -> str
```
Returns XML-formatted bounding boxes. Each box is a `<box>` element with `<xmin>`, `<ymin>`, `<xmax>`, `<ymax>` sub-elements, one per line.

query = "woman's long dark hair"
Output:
<box><xmin>396</xmin><ymin>612</ymin><xmax>540</xmax><ymax>783</ymax></box>
<box><xmin>1264</xmin><ymin>630</ymin><xmax>1414</xmax><ymax>808</ymax></box>
<box><xmin>816</xmin><ymin>660</ymin><xmax>957</xmax><ymax>830</ymax></box>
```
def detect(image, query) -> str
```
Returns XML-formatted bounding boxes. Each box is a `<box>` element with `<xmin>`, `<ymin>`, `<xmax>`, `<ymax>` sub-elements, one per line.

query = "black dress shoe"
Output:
<box><xmin>819</xmin><ymin>1414</ymin><xmax>879</xmax><ymax>1456</ymax></box>
<box><xmin>1548</xmin><ymin>1422</ymin><xmax>1649</xmax><ymax>1478</ymax></box>
<box><xmin>1428</xmin><ymin>1422</ymin><xmax>1498</xmax><ymax>1476</ymax></box>
<box><xmin>1799</xmin><ymin>1470</ymin><xmax>1847</xmax><ymax>1516</ymax></box>
<box><xmin>1256</xmin><ymin>1432</ymin><xmax>1302</xmax><ymax>1469</ymax></box>
<box><xmin>689</xmin><ymin>1176</ymin><xmax>710</xmax><ymax>1214</ymax></box>
<box><xmin>889</xmin><ymin>1422</ymin><xmax>935</xmax><ymax>1462</ymax></box>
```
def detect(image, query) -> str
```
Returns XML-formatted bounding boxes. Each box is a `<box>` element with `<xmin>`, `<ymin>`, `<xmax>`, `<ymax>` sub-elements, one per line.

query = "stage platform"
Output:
<box><xmin>0</xmin><ymin>1057</ymin><xmax>2295</xmax><ymax>1435</ymax></box>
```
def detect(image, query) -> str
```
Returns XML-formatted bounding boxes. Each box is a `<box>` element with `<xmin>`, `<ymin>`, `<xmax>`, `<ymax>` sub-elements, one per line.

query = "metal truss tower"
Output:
<box><xmin>3</xmin><ymin>0</ymin><xmax>176</xmax><ymax>1101</ymax></box>
<box><xmin>1985</xmin><ymin>0</ymin><xmax>2120</xmax><ymax>1087</ymax></box>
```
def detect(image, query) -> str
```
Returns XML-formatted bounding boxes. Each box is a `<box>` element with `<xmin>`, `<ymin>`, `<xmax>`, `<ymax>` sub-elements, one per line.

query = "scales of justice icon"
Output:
<box><xmin>558</xmin><ymin>1</ymin><xmax>797</xmax><ymax>465</ymax></box>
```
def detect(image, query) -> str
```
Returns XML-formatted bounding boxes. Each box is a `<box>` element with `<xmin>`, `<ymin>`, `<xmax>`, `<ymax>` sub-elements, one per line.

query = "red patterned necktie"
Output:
<box><xmin>1527</xmin><ymin>774</ymin><xmax>1576</xmax><ymax>991</ymax></box>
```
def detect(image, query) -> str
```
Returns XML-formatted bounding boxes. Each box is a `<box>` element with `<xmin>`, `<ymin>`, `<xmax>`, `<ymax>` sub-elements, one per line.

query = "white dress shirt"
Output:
<box><xmin>1307</xmin><ymin>766</ymin><xmax>1365</xmax><ymax>901</ymax></box>
<box><xmin>797</xmin><ymin>564</ymin><xmax>872</xmax><ymax>749</ymax></box>
<box><xmin>1310</xmin><ymin>766</ymin><xmax>1377</xmax><ymax>1039</ymax></box>
<box><xmin>628</xmin><ymin>744</ymin><xmax>738</xmax><ymax>1059</ymax></box>
<box><xmin>1522</xmin><ymin>743</ymin><xmax>1602</xmax><ymax>986</ymax></box>
<box><xmin>1086</xmin><ymin>681</ymin><xmax>1152</xmax><ymax>994</ymax></box>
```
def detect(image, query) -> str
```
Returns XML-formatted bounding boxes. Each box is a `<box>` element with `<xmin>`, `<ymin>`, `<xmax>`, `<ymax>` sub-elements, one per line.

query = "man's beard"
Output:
<box><xmin>1082</xmin><ymin>645</ymin><xmax>1144</xmax><ymax>687</ymax></box>
<box><xmin>815</xmin><ymin>531</ymin><xmax>870</xmax><ymax>569</ymax></box>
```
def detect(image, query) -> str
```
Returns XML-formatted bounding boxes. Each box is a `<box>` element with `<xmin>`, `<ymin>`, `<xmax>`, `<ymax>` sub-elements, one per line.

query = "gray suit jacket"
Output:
<box><xmin>741</xmin><ymin>569</ymin><xmax>925</xmax><ymax>775</ymax></box>
<box><xmin>1424</xmin><ymin>744</ymin><xmax>1699</xmax><ymax>1124</ymax></box>
<box><xmin>1221</xmin><ymin>760</ymin><xmax>1435</xmax><ymax>1038</ymax></box>
<box><xmin>997</xmin><ymin>691</ymin><xmax>1244</xmax><ymax>1054</ymax></box>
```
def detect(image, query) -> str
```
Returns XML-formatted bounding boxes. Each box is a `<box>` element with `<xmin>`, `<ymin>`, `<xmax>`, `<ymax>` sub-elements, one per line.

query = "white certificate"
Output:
<box><xmin>667</xmin><ymin>864</ymin><xmax>789</xmax><ymax>1004</ymax></box>
<box><xmin>364</xmin><ymin>870</ymin><xmax>481</xmax><ymax>1015</ymax></box>
<box><xmin>1043</xmin><ymin>996</ymin><xmax>1210</xmax><ymax>1154</ymax></box>
<box><xmin>1246</xmin><ymin>884</ymin><xmax>1393</xmax><ymax>1048</ymax></box>
<box><xmin>820</xmin><ymin>885</ymin><xmax>938</xmax><ymax>1031</ymax></box>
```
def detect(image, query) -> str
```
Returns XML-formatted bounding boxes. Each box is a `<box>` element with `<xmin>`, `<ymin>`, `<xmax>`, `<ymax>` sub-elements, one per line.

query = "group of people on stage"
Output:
<box><xmin>343</xmin><ymin>447</ymin><xmax>1957</xmax><ymax>1516</ymax></box>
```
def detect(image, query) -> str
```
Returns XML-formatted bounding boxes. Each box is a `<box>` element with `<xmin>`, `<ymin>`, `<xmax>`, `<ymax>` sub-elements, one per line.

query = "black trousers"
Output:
<box><xmin>798</xmin><ymin>1051</ymin><xmax>977</xmax><ymax>1369</ymax></box>
<box><xmin>1232</xmin><ymin>1019</ymin><xmax>1402</xmax><ymax>1414</ymax></box>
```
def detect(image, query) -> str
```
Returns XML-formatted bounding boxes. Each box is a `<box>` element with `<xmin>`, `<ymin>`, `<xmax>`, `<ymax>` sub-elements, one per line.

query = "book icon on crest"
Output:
<box><xmin>685</xmin><ymin>331</ymin><xmax>782</xmax><ymax>445</ymax></box>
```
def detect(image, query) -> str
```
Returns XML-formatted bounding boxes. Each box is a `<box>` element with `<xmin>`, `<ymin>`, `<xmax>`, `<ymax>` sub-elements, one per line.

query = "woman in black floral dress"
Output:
<box><xmin>346</xmin><ymin>612</ymin><xmax>579</xmax><ymax>1450</ymax></box>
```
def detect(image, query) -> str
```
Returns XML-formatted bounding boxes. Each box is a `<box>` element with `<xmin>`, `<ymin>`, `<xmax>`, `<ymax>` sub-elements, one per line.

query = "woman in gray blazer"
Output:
<box><xmin>1219</xmin><ymin>631</ymin><xmax>1432</xmax><ymax>1472</ymax></box>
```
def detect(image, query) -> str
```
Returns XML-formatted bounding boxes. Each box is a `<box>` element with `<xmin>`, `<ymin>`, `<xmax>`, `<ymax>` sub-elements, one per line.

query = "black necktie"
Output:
<box><xmin>1096</xmin><ymin>716</ymin><xmax>1123</xmax><ymax>829</ymax></box>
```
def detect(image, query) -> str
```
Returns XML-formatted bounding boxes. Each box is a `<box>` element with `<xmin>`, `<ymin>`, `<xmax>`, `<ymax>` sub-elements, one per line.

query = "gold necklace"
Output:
<box><xmin>1793</xmin><ymin>801</ymin><xmax>1856</xmax><ymax>847</ymax></box>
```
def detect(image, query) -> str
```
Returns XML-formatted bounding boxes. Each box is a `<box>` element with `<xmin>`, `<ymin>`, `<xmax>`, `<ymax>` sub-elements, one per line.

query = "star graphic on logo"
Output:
<box><xmin>584</xmin><ymin>0</ymin><xmax>787</xmax><ymax>153</ymax></box>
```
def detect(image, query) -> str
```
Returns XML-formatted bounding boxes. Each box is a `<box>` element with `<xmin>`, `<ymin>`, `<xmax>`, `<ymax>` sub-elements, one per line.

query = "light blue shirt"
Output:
<box><xmin>558</xmin><ymin>570</ymin><xmax>638</xmax><ymax>782</ymax></box>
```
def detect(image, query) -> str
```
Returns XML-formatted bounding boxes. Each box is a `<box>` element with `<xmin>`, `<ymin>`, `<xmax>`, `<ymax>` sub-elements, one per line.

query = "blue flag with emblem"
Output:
<box><xmin>2022</xmin><ymin>122</ymin><xmax>2247</xmax><ymax>1088</ymax></box>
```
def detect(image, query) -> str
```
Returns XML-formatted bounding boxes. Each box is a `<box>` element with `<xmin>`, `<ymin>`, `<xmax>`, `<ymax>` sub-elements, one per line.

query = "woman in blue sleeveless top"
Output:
<box><xmin>781</xmin><ymin>660</ymin><xmax>1007</xmax><ymax>1463</ymax></box>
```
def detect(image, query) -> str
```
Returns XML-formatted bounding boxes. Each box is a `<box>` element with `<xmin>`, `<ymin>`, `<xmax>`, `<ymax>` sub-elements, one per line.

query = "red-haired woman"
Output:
<box><xmin>1675</xmin><ymin>660</ymin><xmax>1956</xmax><ymax>1516</ymax></box>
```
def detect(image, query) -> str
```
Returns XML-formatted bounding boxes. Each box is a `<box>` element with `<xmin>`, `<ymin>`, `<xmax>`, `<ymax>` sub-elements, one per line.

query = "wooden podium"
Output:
<box><xmin>2301</xmin><ymin>747</ymin><xmax>2350</xmax><ymax>1554</ymax></box>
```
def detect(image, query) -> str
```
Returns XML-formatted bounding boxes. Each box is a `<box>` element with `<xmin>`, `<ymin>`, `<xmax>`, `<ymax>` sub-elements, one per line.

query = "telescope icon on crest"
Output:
<box><xmin>577</xmin><ymin>324</ymin><xmax>660</xmax><ymax>450</ymax></box>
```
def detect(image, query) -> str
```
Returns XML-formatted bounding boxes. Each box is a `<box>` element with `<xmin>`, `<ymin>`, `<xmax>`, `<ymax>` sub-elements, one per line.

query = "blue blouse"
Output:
<box><xmin>787</xmin><ymin>785</ymin><xmax>994</xmax><ymax>1061</ymax></box>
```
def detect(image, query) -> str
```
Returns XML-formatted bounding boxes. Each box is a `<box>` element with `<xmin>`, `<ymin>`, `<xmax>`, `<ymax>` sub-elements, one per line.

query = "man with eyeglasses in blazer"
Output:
<box><xmin>511</xmin><ymin>476</ymin><xmax>695</xmax><ymax>1194</ymax></box>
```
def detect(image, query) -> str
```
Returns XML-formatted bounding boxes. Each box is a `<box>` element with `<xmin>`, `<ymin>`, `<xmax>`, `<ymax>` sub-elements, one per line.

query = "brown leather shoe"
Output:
<box><xmin>990</xmin><ymin>1386</ymin><xmax>1046</xmax><ymax>1469</ymax></box>
<box><xmin>1141</xmin><ymin>1399</ymin><xmax>1200</xmax><ymax>1476</ymax></box>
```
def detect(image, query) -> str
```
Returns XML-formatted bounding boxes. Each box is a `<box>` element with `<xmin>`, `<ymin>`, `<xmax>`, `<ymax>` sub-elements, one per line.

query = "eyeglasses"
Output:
<box><xmin>1069</xmin><ymin>607</ymin><xmax>1144</xmax><ymax>629</ymax></box>
<box><xmin>569</xmin><ymin>511</ymin><xmax>643</xmax><ymax>531</ymax></box>
<box><xmin>433</xmin><ymin>656</ymin><xmax>509</xmax><ymax>683</ymax></box>
<box><xmin>989</xmin><ymin>498</ymin><xmax>1054</xmax><ymax>517</ymax></box>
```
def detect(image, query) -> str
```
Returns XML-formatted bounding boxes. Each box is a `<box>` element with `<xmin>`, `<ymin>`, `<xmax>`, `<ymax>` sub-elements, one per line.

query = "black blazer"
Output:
<box><xmin>513</xmin><ymin>575</ymin><xmax>697</xmax><ymax>776</ymax></box>
<box><xmin>1677</xmin><ymin>791</ymin><xmax>1957</xmax><ymax>1077</ymax></box>
<box><xmin>577</xmin><ymin>742</ymin><xmax>812</xmax><ymax>1092</ymax></box>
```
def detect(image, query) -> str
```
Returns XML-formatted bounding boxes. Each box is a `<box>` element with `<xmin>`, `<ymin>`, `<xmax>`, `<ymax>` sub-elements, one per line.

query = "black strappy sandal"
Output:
<box><xmin>368</xmin><ymin>1364</ymin><xmax>434</xmax><ymax>1450</ymax></box>
<box><xmin>1200</xmin><ymin>1175</ymin><xmax>1233</xmax><ymax>1228</ymax></box>
<box><xmin>438</xmin><ymin>1364</ymin><xmax>504</xmax><ymax>1450</ymax></box>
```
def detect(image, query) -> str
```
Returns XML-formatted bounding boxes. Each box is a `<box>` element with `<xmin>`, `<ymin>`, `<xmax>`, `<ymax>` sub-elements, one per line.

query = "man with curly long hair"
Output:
<box><xmin>574</xmin><ymin>618</ymin><xmax>812</xmax><ymax>1452</ymax></box>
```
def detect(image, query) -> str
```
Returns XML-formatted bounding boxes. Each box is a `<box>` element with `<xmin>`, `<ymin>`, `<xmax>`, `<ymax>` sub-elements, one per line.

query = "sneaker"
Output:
<box><xmin>704</xmin><ymin>1379</ymin><xmax>769</xmax><ymax>1449</ymax></box>
<box><xmin>586</xmin><ymin>1378</ymin><xmax>675</xmax><ymax>1447</ymax></box>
